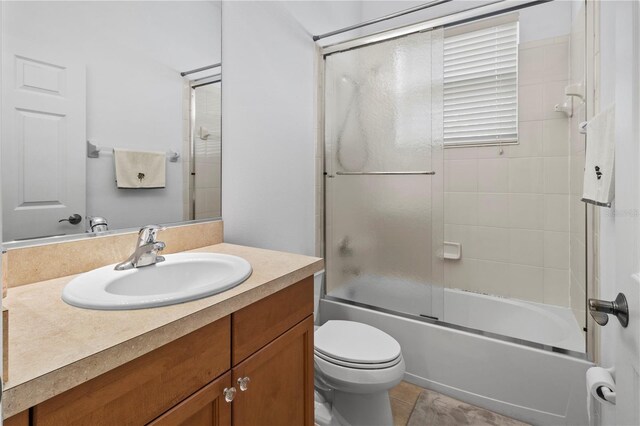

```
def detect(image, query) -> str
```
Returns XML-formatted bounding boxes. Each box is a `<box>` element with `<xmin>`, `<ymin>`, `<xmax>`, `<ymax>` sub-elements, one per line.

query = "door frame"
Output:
<box><xmin>585</xmin><ymin>0</ymin><xmax>599</xmax><ymax>361</ymax></box>
<box><xmin>610</xmin><ymin>0</ymin><xmax>640</xmax><ymax>423</ymax></box>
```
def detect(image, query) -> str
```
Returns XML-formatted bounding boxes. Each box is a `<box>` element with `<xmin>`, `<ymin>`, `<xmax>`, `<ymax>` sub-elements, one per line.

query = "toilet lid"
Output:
<box><xmin>314</xmin><ymin>320</ymin><xmax>401</xmax><ymax>365</ymax></box>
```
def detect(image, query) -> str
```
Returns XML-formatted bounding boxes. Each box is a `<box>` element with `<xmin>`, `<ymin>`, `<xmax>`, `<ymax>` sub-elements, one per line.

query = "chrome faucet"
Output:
<box><xmin>115</xmin><ymin>225</ymin><xmax>166</xmax><ymax>271</ymax></box>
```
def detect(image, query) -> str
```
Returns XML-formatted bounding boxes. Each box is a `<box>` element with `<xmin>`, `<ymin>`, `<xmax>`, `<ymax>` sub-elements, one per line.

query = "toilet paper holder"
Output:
<box><xmin>587</xmin><ymin>366</ymin><xmax>617</xmax><ymax>407</ymax></box>
<box><xmin>596</xmin><ymin>385</ymin><xmax>616</xmax><ymax>404</ymax></box>
<box><xmin>588</xmin><ymin>292</ymin><xmax>629</xmax><ymax>327</ymax></box>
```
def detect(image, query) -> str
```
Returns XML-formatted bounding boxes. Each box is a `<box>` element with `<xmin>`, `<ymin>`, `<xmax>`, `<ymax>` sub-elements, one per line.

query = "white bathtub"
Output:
<box><xmin>321</xmin><ymin>282</ymin><xmax>593</xmax><ymax>425</ymax></box>
<box><xmin>327</xmin><ymin>276</ymin><xmax>584</xmax><ymax>352</ymax></box>
<box><xmin>443</xmin><ymin>289</ymin><xmax>584</xmax><ymax>352</ymax></box>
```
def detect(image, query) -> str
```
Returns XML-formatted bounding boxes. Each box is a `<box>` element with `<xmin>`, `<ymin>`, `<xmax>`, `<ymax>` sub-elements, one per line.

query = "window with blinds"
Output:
<box><xmin>443</xmin><ymin>20</ymin><xmax>519</xmax><ymax>146</ymax></box>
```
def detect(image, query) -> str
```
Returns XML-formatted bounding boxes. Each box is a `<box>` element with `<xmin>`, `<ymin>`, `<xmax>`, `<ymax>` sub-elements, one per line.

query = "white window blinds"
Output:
<box><xmin>443</xmin><ymin>20</ymin><xmax>519</xmax><ymax>146</ymax></box>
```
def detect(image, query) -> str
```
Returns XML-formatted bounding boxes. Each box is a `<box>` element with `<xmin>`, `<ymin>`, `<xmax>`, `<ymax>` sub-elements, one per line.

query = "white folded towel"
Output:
<box><xmin>114</xmin><ymin>148</ymin><xmax>166</xmax><ymax>189</ymax></box>
<box><xmin>582</xmin><ymin>104</ymin><xmax>615</xmax><ymax>207</ymax></box>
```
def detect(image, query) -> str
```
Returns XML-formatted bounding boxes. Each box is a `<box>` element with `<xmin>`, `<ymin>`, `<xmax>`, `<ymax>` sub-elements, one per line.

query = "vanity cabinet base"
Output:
<box><xmin>8</xmin><ymin>277</ymin><xmax>314</xmax><ymax>426</ymax></box>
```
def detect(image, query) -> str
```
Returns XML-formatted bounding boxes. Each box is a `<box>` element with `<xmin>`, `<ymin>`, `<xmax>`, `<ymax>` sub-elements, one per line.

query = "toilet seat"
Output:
<box><xmin>314</xmin><ymin>350</ymin><xmax>406</xmax><ymax>394</ymax></box>
<box><xmin>314</xmin><ymin>349</ymin><xmax>402</xmax><ymax>370</ymax></box>
<box><xmin>314</xmin><ymin>320</ymin><xmax>401</xmax><ymax>367</ymax></box>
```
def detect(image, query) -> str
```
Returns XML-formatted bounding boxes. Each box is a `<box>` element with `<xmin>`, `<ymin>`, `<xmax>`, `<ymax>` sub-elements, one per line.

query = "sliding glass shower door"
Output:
<box><xmin>324</xmin><ymin>29</ymin><xmax>444</xmax><ymax>319</ymax></box>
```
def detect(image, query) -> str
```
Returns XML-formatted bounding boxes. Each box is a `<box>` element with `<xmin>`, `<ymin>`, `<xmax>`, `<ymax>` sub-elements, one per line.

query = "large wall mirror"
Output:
<box><xmin>1</xmin><ymin>1</ymin><xmax>222</xmax><ymax>243</ymax></box>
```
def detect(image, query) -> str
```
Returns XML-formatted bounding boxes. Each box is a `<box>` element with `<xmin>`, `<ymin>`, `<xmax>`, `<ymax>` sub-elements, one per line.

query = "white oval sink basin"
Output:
<box><xmin>62</xmin><ymin>253</ymin><xmax>252</xmax><ymax>310</ymax></box>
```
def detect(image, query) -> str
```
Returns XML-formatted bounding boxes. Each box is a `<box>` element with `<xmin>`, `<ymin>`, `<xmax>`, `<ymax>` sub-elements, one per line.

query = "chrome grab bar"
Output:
<box><xmin>334</xmin><ymin>171</ymin><xmax>436</xmax><ymax>176</ymax></box>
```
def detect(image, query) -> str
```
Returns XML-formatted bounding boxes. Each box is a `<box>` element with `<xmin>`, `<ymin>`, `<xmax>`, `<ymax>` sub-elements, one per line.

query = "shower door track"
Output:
<box><xmin>323</xmin><ymin>295</ymin><xmax>590</xmax><ymax>361</ymax></box>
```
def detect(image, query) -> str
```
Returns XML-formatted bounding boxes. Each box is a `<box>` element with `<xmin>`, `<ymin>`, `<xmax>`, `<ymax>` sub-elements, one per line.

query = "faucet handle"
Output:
<box><xmin>138</xmin><ymin>224</ymin><xmax>166</xmax><ymax>244</ymax></box>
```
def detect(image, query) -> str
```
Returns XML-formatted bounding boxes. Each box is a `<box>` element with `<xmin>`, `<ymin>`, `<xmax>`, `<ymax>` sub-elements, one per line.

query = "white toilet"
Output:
<box><xmin>314</xmin><ymin>320</ymin><xmax>406</xmax><ymax>426</ymax></box>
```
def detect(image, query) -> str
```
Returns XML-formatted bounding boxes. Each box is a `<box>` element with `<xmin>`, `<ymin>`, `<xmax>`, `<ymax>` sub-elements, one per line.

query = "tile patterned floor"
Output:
<box><xmin>390</xmin><ymin>381</ymin><xmax>529</xmax><ymax>426</ymax></box>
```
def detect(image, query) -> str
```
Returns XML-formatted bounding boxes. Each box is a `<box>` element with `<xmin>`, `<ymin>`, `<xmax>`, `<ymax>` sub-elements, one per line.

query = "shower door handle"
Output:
<box><xmin>588</xmin><ymin>293</ymin><xmax>629</xmax><ymax>327</ymax></box>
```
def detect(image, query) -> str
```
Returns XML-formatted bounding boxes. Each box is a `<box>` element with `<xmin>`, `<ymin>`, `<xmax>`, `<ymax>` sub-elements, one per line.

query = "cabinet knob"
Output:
<box><xmin>237</xmin><ymin>376</ymin><xmax>251</xmax><ymax>391</ymax></box>
<box><xmin>223</xmin><ymin>387</ymin><xmax>236</xmax><ymax>402</ymax></box>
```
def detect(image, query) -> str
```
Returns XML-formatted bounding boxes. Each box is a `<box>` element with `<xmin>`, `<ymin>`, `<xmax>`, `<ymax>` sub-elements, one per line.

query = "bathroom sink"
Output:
<box><xmin>62</xmin><ymin>253</ymin><xmax>252</xmax><ymax>310</ymax></box>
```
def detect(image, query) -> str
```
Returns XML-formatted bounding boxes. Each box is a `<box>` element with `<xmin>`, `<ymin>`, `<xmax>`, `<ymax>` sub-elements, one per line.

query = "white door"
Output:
<box><xmin>608</xmin><ymin>1</ymin><xmax>640</xmax><ymax>424</ymax></box>
<box><xmin>1</xmin><ymin>41</ymin><xmax>86</xmax><ymax>241</ymax></box>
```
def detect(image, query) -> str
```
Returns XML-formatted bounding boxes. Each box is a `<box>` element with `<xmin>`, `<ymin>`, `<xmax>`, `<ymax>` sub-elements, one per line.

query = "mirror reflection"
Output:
<box><xmin>1</xmin><ymin>1</ymin><xmax>222</xmax><ymax>242</ymax></box>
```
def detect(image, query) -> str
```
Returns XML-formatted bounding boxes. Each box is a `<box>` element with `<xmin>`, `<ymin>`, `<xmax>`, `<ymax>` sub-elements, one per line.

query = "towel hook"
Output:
<box><xmin>87</xmin><ymin>140</ymin><xmax>100</xmax><ymax>158</ymax></box>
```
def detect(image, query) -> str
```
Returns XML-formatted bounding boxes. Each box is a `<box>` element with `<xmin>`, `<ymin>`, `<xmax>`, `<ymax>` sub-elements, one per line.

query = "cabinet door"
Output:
<box><xmin>148</xmin><ymin>372</ymin><xmax>232</xmax><ymax>426</ymax></box>
<box><xmin>232</xmin><ymin>316</ymin><xmax>314</xmax><ymax>426</ymax></box>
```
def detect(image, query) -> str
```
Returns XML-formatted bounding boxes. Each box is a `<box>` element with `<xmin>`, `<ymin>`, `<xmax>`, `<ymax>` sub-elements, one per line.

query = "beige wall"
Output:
<box><xmin>443</xmin><ymin>35</ymin><xmax>574</xmax><ymax>306</ymax></box>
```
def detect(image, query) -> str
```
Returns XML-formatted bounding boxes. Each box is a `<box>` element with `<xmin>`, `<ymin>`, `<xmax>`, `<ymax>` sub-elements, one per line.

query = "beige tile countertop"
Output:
<box><xmin>2</xmin><ymin>243</ymin><xmax>323</xmax><ymax>418</ymax></box>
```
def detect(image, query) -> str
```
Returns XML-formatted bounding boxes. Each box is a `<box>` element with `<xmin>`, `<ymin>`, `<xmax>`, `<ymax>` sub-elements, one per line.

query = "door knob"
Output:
<box><xmin>223</xmin><ymin>387</ymin><xmax>236</xmax><ymax>402</ymax></box>
<box><xmin>237</xmin><ymin>376</ymin><xmax>250</xmax><ymax>391</ymax></box>
<box><xmin>588</xmin><ymin>293</ymin><xmax>629</xmax><ymax>328</ymax></box>
<box><xmin>59</xmin><ymin>214</ymin><xmax>82</xmax><ymax>225</ymax></box>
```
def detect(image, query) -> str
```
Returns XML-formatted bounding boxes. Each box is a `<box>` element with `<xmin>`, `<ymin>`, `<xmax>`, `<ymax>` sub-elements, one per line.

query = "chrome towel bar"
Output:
<box><xmin>87</xmin><ymin>140</ymin><xmax>180</xmax><ymax>163</ymax></box>
<box><xmin>334</xmin><ymin>171</ymin><xmax>435</xmax><ymax>176</ymax></box>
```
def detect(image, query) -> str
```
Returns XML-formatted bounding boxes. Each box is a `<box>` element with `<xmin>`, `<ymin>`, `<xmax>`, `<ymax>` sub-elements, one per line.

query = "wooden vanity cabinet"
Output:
<box><xmin>230</xmin><ymin>276</ymin><xmax>314</xmax><ymax>426</ymax></box>
<box><xmin>149</xmin><ymin>316</ymin><xmax>314</xmax><ymax>426</ymax></box>
<box><xmin>10</xmin><ymin>277</ymin><xmax>314</xmax><ymax>426</ymax></box>
<box><xmin>231</xmin><ymin>317</ymin><xmax>314</xmax><ymax>426</ymax></box>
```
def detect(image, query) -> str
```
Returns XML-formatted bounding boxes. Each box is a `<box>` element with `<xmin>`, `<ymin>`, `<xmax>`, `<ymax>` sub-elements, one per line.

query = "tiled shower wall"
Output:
<box><xmin>443</xmin><ymin>35</ymin><xmax>573</xmax><ymax>306</ymax></box>
<box><xmin>193</xmin><ymin>84</ymin><xmax>222</xmax><ymax>219</ymax></box>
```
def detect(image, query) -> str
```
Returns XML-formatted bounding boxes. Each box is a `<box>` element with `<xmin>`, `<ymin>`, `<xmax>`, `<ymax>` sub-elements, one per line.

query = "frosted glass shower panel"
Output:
<box><xmin>324</xmin><ymin>29</ymin><xmax>444</xmax><ymax>318</ymax></box>
<box><xmin>325</xmin><ymin>31</ymin><xmax>436</xmax><ymax>174</ymax></box>
<box><xmin>325</xmin><ymin>175</ymin><xmax>435</xmax><ymax>316</ymax></box>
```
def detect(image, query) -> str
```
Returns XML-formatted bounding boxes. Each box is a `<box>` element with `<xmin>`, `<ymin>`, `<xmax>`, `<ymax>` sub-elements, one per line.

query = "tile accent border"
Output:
<box><xmin>3</xmin><ymin>220</ymin><xmax>223</xmax><ymax>288</ymax></box>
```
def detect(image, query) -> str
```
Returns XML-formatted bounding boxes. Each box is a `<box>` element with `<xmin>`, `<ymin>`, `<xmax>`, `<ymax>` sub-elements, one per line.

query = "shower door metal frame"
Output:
<box><xmin>318</xmin><ymin>0</ymin><xmax>593</xmax><ymax>362</ymax></box>
<box><xmin>583</xmin><ymin>0</ymin><xmax>599</xmax><ymax>361</ymax></box>
<box><xmin>319</xmin><ymin>0</ymin><xmax>550</xmax><ymax>55</ymax></box>
<box><xmin>188</xmin><ymin>76</ymin><xmax>222</xmax><ymax>221</ymax></box>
